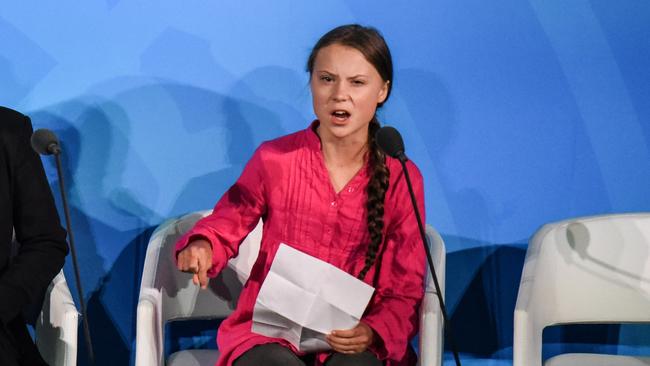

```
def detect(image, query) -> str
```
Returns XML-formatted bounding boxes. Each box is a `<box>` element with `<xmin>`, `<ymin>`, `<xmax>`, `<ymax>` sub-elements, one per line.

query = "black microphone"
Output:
<box><xmin>375</xmin><ymin>126</ymin><xmax>407</xmax><ymax>162</ymax></box>
<box><xmin>375</xmin><ymin>126</ymin><xmax>462</xmax><ymax>366</ymax></box>
<box><xmin>32</xmin><ymin>129</ymin><xmax>95</xmax><ymax>365</ymax></box>
<box><xmin>30</xmin><ymin>128</ymin><xmax>61</xmax><ymax>155</ymax></box>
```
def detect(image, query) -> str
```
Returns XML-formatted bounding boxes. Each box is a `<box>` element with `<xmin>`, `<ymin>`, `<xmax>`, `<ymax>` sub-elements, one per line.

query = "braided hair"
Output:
<box><xmin>306</xmin><ymin>24</ymin><xmax>393</xmax><ymax>280</ymax></box>
<box><xmin>357</xmin><ymin>118</ymin><xmax>390</xmax><ymax>280</ymax></box>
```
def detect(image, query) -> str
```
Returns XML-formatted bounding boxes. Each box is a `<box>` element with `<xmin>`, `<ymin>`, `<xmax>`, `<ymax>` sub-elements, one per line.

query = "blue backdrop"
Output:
<box><xmin>2</xmin><ymin>1</ymin><xmax>650</xmax><ymax>365</ymax></box>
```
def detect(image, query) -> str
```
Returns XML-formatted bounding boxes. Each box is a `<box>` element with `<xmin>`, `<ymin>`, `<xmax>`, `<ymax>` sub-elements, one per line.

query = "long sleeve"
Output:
<box><xmin>0</xmin><ymin>114</ymin><xmax>69</xmax><ymax>325</ymax></box>
<box><xmin>174</xmin><ymin>145</ymin><xmax>268</xmax><ymax>277</ymax></box>
<box><xmin>362</xmin><ymin>160</ymin><xmax>426</xmax><ymax>363</ymax></box>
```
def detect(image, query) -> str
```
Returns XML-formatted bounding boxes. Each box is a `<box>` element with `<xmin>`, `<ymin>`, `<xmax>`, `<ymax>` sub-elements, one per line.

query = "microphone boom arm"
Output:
<box><xmin>31</xmin><ymin>128</ymin><xmax>94</xmax><ymax>364</ymax></box>
<box><xmin>52</xmin><ymin>148</ymin><xmax>94</xmax><ymax>365</ymax></box>
<box><xmin>398</xmin><ymin>157</ymin><xmax>462</xmax><ymax>366</ymax></box>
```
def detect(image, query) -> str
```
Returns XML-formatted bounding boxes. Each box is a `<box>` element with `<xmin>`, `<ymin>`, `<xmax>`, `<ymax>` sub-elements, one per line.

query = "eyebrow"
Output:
<box><xmin>315</xmin><ymin>70</ymin><xmax>368</xmax><ymax>79</ymax></box>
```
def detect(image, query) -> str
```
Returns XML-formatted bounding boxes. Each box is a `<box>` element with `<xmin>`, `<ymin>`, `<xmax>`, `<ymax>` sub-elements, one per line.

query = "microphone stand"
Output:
<box><xmin>395</xmin><ymin>152</ymin><xmax>461</xmax><ymax>366</ymax></box>
<box><xmin>53</xmin><ymin>152</ymin><xmax>95</xmax><ymax>365</ymax></box>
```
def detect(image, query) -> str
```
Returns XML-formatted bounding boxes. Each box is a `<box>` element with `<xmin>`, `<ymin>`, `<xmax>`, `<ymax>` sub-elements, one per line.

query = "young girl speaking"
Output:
<box><xmin>176</xmin><ymin>24</ymin><xmax>426</xmax><ymax>366</ymax></box>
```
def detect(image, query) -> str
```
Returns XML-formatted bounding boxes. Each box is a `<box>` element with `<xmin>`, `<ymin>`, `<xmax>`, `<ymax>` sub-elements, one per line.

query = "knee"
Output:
<box><xmin>233</xmin><ymin>343</ymin><xmax>304</xmax><ymax>366</ymax></box>
<box><xmin>326</xmin><ymin>351</ymin><xmax>383</xmax><ymax>366</ymax></box>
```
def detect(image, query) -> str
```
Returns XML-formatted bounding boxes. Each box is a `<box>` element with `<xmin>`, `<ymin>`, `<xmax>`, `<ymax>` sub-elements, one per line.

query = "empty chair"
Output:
<box><xmin>514</xmin><ymin>213</ymin><xmax>650</xmax><ymax>366</ymax></box>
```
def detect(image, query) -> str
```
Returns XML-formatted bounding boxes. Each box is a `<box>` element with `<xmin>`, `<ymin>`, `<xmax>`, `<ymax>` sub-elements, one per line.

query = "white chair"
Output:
<box><xmin>35</xmin><ymin>271</ymin><xmax>79</xmax><ymax>366</ymax></box>
<box><xmin>136</xmin><ymin>210</ymin><xmax>445</xmax><ymax>366</ymax></box>
<box><xmin>419</xmin><ymin>225</ymin><xmax>446</xmax><ymax>366</ymax></box>
<box><xmin>514</xmin><ymin>213</ymin><xmax>650</xmax><ymax>366</ymax></box>
<box><xmin>135</xmin><ymin>210</ymin><xmax>261</xmax><ymax>366</ymax></box>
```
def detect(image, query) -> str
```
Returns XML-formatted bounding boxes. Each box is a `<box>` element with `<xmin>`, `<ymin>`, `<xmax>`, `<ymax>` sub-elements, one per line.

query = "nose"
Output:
<box><xmin>331</xmin><ymin>81</ymin><xmax>349</xmax><ymax>102</ymax></box>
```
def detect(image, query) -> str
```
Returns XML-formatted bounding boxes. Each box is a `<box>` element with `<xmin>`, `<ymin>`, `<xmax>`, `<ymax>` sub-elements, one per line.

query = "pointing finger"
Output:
<box><xmin>188</xmin><ymin>256</ymin><xmax>199</xmax><ymax>274</ymax></box>
<box><xmin>197</xmin><ymin>257</ymin><xmax>209</xmax><ymax>289</ymax></box>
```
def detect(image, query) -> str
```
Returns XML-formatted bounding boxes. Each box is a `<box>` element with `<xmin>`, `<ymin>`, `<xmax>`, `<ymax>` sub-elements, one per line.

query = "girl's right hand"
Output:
<box><xmin>176</xmin><ymin>239</ymin><xmax>213</xmax><ymax>289</ymax></box>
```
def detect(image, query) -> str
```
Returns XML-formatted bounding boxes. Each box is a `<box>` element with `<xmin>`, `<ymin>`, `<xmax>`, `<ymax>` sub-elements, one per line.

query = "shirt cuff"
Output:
<box><xmin>360</xmin><ymin>317</ymin><xmax>389</xmax><ymax>360</ymax></box>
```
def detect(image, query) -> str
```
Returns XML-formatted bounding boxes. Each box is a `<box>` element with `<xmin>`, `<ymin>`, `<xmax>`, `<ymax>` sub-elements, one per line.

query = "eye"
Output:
<box><xmin>319</xmin><ymin>75</ymin><xmax>334</xmax><ymax>82</ymax></box>
<box><xmin>351</xmin><ymin>79</ymin><xmax>366</xmax><ymax>86</ymax></box>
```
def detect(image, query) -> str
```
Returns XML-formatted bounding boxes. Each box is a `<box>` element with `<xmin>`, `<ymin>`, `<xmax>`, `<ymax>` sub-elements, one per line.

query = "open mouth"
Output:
<box><xmin>331</xmin><ymin>110</ymin><xmax>351</xmax><ymax>121</ymax></box>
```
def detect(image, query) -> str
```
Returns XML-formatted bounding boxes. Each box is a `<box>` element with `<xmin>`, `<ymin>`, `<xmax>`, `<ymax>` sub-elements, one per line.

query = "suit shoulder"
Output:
<box><xmin>0</xmin><ymin>106</ymin><xmax>31</xmax><ymax>136</ymax></box>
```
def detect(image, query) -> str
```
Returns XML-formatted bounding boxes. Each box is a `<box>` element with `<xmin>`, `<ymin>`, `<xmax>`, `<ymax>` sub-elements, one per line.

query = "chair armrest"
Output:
<box><xmin>136</xmin><ymin>219</ymin><xmax>169</xmax><ymax>366</ymax></box>
<box><xmin>418</xmin><ymin>289</ymin><xmax>443</xmax><ymax>366</ymax></box>
<box><xmin>513</xmin><ymin>308</ymin><xmax>543</xmax><ymax>366</ymax></box>
<box><xmin>36</xmin><ymin>272</ymin><xmax>79</xmax><ymax>366</ymax></box>
<box><xmin>136</xmin><ymin>290</ymin><xmax>164</xmax><ymax>366</ymax></box>
<box><xmin>513</xmin><ymin>224</ymin><xmax>553</xmax><ymax>366</ymax></box>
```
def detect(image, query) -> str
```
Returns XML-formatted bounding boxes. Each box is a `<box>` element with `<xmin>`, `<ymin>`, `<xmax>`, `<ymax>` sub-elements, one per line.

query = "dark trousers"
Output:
<box><xmin>233</xmin><ymin>343</ymin><xmax>383</xmax><ymax>366</ymax></box>
<box><xmin>0</xmin><ymin>324</ymin><xmax>20</xmax><ymax>366</ymax></box>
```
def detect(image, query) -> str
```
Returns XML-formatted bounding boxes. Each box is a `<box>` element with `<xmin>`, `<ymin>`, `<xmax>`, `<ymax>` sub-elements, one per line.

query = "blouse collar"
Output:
<box><xmin>305</xmin><ymin>119</ymin><xmax>322</xmax><ymax>151</ymax></box>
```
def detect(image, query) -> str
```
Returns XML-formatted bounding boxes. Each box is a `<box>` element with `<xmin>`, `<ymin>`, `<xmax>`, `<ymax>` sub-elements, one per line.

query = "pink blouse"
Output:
<box><xmin>175</xmin><ymin>122</ymin><xmax>426</xmax><ymax>366</ymax></box>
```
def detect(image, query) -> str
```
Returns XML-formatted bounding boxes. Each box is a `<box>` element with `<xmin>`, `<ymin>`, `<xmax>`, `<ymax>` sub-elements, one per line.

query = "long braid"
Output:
<box><xmin>358</xmin><ymin>118</ymin><xmax>390</xmax><ymax>280</ymax></box>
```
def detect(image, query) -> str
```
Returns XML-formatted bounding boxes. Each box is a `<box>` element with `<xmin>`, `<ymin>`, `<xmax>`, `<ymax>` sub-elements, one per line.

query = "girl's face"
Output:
<box><xmin>310</xmin><ymin>43</ymin><xmax>389</xmax><ymax>144</ymax></box>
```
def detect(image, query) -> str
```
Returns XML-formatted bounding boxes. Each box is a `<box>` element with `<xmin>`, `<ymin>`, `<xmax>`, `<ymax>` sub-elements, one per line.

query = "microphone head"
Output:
<box><xmin>31</xmin><ymin>128</ymin><xmax>61</xmax><ymax>155</ymax></box>
<box><xmin>375</xmin><ymin>126</ymin><xmax>406</xmax><ymax>161</ymax></box>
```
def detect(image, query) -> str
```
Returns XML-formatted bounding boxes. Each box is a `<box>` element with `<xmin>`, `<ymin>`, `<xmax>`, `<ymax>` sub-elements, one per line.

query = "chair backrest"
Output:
<box><xmin>424</xmin><ymin>225</ymin><xmax>446</xmax><ymax>296</ymax></box>
<box><xmin>142</xmin><ymin>210</ymin><xmax>262</xmax><ymax>323</ymax></box>
<box><xmin>517</xmin><ymin>213</ymin><xmax>650</xmax><ymax>328</ymax></box>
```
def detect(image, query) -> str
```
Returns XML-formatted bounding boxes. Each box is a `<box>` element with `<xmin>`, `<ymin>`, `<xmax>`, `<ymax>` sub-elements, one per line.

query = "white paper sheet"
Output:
<box><xmin>252</xmin><ymin>243</ymin><xmax>375</xmax><ymax>352</ymax></box>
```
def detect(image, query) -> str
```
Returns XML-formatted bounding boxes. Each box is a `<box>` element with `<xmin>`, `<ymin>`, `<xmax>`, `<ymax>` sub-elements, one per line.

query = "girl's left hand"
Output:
<box><xmin>326</xmin><ymin>322</ymin><xmax>375</xmax><ymax>354</ymax></box>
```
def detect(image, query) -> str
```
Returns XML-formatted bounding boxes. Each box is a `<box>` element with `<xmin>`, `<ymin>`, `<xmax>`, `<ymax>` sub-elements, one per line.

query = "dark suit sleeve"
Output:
<box><xmin>0</xmin><ymin>114</ymin><xmax>69</xmax><ymax>325</ymax></box>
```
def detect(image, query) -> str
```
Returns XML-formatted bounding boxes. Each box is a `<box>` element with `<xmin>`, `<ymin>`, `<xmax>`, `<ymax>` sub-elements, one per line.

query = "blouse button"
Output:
<box><xmin>347</xmin><ymin>186</ymin><xmax>355</xmax><ymax>193</ymax></box>
<box><xmin>330</xmin><ymin>201</ymin><xmax>337</xmax><ymax>207</ymax></box>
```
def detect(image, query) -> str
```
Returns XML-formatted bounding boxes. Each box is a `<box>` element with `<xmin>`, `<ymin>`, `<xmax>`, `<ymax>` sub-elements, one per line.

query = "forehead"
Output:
<box><xmin>313</xmin><ymin>43</ymin><xmax>379</xmax><ymax>76</ymax></box>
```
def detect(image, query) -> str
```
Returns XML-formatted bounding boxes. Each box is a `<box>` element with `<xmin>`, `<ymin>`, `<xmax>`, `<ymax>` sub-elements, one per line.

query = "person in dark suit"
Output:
<box><xmin>0</xmin><ymin>106</ymin><xmax>69</xmax><ymax>366</ymax></box>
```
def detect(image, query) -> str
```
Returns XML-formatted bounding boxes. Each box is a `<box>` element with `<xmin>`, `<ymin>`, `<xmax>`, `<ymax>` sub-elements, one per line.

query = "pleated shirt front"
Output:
<box><xmin>175</xmin><ymin>122</ymin><xmax>426</xmax><ymax>366</ymax></box>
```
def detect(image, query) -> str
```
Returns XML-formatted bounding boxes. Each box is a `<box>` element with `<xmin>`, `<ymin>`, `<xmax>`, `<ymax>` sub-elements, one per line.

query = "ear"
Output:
<box><xmin>377</xmin><ymin>80</ymin><xmax>389</xmax><ymax>104</ymax></box>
